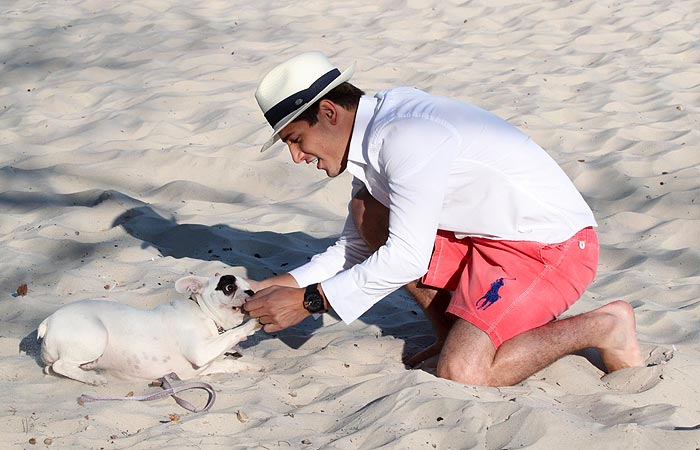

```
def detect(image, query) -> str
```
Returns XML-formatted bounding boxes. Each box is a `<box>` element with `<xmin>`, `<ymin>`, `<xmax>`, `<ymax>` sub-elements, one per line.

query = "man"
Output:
<box><xmin>244</xmin><ymin>51</ymin><xmax>643</xmax><ymax>386</ymax></box>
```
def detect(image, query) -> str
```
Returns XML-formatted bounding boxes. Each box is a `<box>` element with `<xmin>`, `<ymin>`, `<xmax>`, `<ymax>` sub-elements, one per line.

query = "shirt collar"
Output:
<box><xmin>348</xmin><ymin>95</ymin><xmax>378</xmax><ymax>165</ymax></box>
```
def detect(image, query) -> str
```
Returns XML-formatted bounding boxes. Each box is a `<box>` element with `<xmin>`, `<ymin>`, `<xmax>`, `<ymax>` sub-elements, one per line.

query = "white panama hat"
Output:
<box><xmin>255</xmin><ymin>51</ymin><xmax>355</xmax><ymax>152</ymax></box>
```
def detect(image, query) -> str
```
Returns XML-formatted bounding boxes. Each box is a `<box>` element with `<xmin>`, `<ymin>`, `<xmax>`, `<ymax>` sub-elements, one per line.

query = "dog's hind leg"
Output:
<box><xmin>50</xmin><ymin>359</ymin><xmax>108</xmax><ymax>385</ymax></box>
<box><xmin>42</xmin><ymin>319</ymin><xmax>109</xmax><ymax>385</ymax></box>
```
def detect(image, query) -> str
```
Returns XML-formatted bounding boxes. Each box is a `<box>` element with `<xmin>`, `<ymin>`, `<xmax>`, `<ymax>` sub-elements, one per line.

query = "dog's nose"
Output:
<box><xmin>244</xmin><ymin>289</ymin><xmax>255</xmax><ymax>297</ymax></box>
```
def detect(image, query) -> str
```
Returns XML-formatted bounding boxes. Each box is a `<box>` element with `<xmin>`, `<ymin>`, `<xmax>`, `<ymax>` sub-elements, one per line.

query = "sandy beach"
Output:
<box><xmin>1</xmin><ymin>0</ymin><xmax>699</xmax><ymax>448</ymax></box>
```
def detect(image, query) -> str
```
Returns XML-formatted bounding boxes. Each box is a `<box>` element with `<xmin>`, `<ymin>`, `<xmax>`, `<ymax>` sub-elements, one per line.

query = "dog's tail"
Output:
<box><xmin>37</xmin><ymin>318</ymin><xmax>49</xmax><ymax>341</ymax></box>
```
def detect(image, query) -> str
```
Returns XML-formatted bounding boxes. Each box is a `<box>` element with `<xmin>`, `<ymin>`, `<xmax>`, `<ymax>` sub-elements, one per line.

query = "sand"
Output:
<box><xmin>1</xmin><ymin>0</ymin><xmax>699</xmax><ymax>448</ymax></box>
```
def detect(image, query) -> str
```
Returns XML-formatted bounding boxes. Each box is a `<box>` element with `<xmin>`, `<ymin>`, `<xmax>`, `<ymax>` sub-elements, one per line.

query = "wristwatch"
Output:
<box><xmin>303</xmin><ymin>283</ymin><xmax>328</xmax><ymax>314</ymax></box>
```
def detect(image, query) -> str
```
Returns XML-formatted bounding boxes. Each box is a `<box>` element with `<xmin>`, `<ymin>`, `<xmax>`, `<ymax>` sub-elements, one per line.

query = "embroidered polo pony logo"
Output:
<box><xmin>475</xmin><ymin>277</ymin><xmax>513</xmax><ymax>310</ymax></box>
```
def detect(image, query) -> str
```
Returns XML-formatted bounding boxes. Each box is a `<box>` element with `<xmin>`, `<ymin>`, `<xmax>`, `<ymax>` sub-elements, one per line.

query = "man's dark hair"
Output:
<box><xmin>294</xmin><ymin>82</ymin><xmax>365</xmax><ymax>125</ymax></box>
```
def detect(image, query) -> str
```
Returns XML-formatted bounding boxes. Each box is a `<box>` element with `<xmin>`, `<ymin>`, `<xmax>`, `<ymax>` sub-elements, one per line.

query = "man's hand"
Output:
<box><xmin>243</xmin><ymin>285</ymin><xmax>310</xmax><ymax>333</ymax></box>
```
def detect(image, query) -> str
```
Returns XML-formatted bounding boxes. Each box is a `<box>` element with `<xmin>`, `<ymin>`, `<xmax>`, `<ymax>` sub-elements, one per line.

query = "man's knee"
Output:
<box><xmin>436</xmin><ymin>320</ymin><xmax>497</xmax><ymax>386</ymax></box>
<box><xmin>351</xmin><ymin>187</ymin><xmax>389</xmax><ymax>251</ymax></box>
<box><xmin>436</xmin><ymin>355</ymin><xmax>491</xmax><ymax>386</ymax></box>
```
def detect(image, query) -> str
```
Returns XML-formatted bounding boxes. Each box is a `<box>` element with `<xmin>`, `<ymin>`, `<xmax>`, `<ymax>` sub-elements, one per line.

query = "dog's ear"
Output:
<box><xmin>175</xmin><ymin>276</ymin><xmax>209</xmax><ymax>294</ymax></box>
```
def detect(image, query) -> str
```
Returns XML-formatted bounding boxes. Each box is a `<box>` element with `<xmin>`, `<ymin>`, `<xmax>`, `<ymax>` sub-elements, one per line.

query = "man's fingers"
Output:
<box><xmin>245</xmin><ymin>307</ymin><xmax>265</xmax><ymax>320</ymax></box>
<box><xmin>244</xmin><ymin>286</ymin><xmax>276</xmax><ymax>310</ymax></box>
<box><xmin>251</xmin><ymin>313</ymin><xmax>279</xmax><ymax>333</ymax></box>
<box><xmin>243</xmin><ymin>297</ymin><xmax>264</xmax><ymax>313</ymax></box>
<box><xmin>252</xmin><ymin>312</ymin><xmax>282</xmax><ymax>333</ymax></box>
<box><xmin>241</xmin><ymin>285</ymin><xmax>304</xmax><ymax>334</ymax></box>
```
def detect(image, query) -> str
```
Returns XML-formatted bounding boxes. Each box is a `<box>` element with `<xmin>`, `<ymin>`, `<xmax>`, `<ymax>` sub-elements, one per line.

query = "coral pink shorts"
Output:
<box><xmin>421</xmin><ymin>228</ymin><xmax>598</xmax><ymax>348</ymax></box>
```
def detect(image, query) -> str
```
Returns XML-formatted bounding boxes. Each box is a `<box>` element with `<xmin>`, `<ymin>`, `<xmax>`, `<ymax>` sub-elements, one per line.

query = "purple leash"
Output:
<box><xmin>77</xmin><ymin>372</ymin><xmax>216</xmax><ymax>413</ymax></box>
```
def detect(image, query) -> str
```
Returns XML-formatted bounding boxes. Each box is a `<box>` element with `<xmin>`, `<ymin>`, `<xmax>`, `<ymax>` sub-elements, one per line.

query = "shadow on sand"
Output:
<box><xmin>111</xmin><ymin>205</ymin><xmax>433</xmax><ymax>358</ymax></box>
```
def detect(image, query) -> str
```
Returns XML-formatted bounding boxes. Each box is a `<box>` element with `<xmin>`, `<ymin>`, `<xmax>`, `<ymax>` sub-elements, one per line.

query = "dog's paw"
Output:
<box><xmin>243</xmin><ymin>319</ymin><xmax>262</xmax><ymax>334</ymax></box>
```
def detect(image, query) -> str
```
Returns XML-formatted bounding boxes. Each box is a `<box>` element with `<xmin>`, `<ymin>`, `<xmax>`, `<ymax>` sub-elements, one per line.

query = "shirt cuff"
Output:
<box><xmin>288</xmin><ymin>264</ymin><xmax>322</xmax><ymax>289</ymax></box>
<box><xmin>320</xmin><ymin>269</ymin><xmax>376</xmax><ymax>324</ymax></box>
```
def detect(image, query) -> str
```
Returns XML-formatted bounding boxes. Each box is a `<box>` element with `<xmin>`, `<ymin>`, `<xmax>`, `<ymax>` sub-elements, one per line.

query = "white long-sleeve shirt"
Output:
<box><xmin>290</xmin><ymin>87</ymin><xmax>597</xmax><ymax>324</ymax></box>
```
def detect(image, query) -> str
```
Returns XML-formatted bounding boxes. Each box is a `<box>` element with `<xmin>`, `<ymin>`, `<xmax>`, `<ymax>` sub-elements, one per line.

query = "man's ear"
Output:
<box><xmin>175</xmin><ymin>276</ymin><xmax>209</xmax><ymax>294</ymax></box>
<box><xmin>318</xmin><ymin>99</ymin><xmax>338</xmax><ymax>125</ymax></box>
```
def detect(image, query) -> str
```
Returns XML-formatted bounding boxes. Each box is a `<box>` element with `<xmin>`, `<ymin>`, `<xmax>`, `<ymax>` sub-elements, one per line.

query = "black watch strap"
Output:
<box><xmin>303</xmin><ymin>283</ymin><xmax>328</xmax><ymax>314</ymax></box>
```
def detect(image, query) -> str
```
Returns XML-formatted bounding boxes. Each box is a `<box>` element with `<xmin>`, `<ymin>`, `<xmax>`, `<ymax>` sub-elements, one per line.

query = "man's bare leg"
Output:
<box><xmin>350</xmin><ymin>187</ymin><xmax>644</xmax><ymax>384</ymax></box>
<box><xmin>437</xmin><ymin>300</ymin><xmax>644</xmax><ymax>386</ymax></box>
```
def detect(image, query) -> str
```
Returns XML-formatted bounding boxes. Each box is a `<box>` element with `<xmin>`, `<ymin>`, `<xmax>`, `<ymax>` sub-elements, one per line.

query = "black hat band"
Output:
<box><xmin>264</xmin><ymin>68</ymin><xmax>341</xmax><ymax>127</ymax></box>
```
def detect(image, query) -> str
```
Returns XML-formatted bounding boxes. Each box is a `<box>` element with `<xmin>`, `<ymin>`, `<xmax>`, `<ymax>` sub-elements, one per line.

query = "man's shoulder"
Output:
<box><xmin>370</xmin><ymin>88</ymin><xmax>459</xmax><ymax>136</ymax></box>
<box><xmin>374</xmin><ymin>86</ymin><xmax>428</xmax><ymax>103</ymax></box>
<box><xmin>372</xmin><ymin>87</ymin><xmax>436</xmax><ymax>125</ymax></box>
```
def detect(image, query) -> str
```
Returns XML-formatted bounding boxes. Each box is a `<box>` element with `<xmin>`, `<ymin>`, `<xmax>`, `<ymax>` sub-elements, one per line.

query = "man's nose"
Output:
<box><xmin>289</xmin><ymin>145</ymin><xmax>305</xmax><ymax>164</ymax></box>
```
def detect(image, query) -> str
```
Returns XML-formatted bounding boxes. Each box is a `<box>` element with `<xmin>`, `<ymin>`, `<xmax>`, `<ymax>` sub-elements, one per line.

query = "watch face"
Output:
<box><xmin>304</xmin><ymin>285</ymin><xmax>326</xmax><ymax>313</ymax></box>
<box><xmin>304</xmin><ymin>295</ymin><xmax>324</xmax><ymax>313</ymax></box>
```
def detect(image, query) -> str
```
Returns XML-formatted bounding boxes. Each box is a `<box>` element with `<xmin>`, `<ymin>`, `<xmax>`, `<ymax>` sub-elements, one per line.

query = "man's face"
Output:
<box><xmin>279</xmin><ymin>102</ymin><xmax>350</xmax><ymax>178</ymax></box>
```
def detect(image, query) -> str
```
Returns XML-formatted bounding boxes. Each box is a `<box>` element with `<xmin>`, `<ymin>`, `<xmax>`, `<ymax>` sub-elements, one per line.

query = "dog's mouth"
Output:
<box><xmin>232</xmin><ymin>289</ymin><xmax>255</xmax><ymax>313</ymax></box>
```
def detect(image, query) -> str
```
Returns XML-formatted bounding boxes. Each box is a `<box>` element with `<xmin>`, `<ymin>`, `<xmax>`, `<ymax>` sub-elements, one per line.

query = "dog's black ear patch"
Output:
<box><xmin>216</xmin><ymin>275</ymin><xmax>238</xmax><ymax>295</ymax></box>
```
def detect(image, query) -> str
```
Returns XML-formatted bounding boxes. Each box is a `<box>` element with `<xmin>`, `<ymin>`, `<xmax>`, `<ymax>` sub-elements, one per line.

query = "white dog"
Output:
<box><xmin>38</xmin><ymin>275</ymin><xmax>261</xmax><ymax>385</ymax></box>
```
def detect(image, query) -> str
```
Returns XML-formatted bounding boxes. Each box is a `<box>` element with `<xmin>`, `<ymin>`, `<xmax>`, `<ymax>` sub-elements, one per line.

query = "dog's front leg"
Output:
<box><xmin>181</xmin><ymin>320</ymin><xmax>261</xmax><ymax>369</ymax></box>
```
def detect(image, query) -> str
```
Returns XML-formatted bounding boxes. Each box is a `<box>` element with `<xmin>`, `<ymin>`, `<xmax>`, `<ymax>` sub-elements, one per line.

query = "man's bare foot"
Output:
<box><xmin>404</xmin><ymin>341</ymin><xmax>443</xmax><ymax>368</ymax></box>
<box><xmin>595</xmin><ymin>300</ymin><xmax>644</xmax><ymax>372</ymax></box>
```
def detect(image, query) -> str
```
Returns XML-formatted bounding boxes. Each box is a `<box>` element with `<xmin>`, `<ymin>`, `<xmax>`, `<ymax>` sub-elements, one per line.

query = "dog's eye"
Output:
<box><xmin>223</xmin><ymin>284</ymin><xmax>236</xmax><ymax>295</ymax></box>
